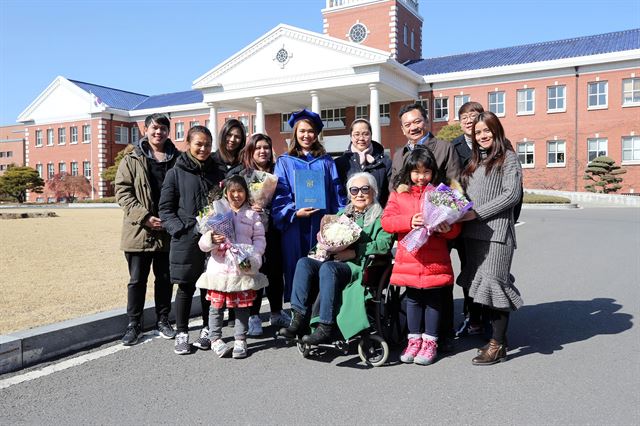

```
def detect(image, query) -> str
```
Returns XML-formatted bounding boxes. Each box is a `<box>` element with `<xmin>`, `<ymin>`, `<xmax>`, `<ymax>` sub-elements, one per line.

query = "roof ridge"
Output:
<box><xmin>68</xmin><ymin>79</ymin><xmax>149</xmax><ymax>97</ymax></box>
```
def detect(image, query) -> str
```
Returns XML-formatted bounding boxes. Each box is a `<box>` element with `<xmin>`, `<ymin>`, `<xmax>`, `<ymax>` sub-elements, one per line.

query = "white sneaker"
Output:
<box><xmin>247</xmin><ymin>315</ymin><xmax>263</xmax><ymax>336</ymax></box>
<box><xmin>232</xmin><ymin>340</ymin><xmax>248</xmax><ymax>359</ymax></box>
<box><xmin>211</xmin><ymin>339</ymin><xmax>232</xmax><ymax>358</ymax></box>
<box><xmin>270</xmin><ymin>310</ymin><xmax>292</xmax><ymax>328</ymax></box>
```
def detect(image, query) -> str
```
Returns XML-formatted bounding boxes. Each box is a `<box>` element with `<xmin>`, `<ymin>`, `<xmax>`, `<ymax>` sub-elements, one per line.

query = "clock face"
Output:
<box><xmin>349</xmin><ymin>23</ymin><xmax>367</xmax><ymax>43</ymax></box>
<box><xmin>276</xmin><ymin>48</ymin><xmax>289</xmax><ymax>63</ymax></box>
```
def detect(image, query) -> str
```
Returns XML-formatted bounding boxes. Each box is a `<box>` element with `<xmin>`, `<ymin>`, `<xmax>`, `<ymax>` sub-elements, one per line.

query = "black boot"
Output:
<box><xmin>279</xmin><ymin>310</ymin><xmax>308</xmax><ymax>339</ymax></box>
<box><xmin>301</xmin><ymin>323</ymin><xmax>333</xmax><ymax>345</ymax></box>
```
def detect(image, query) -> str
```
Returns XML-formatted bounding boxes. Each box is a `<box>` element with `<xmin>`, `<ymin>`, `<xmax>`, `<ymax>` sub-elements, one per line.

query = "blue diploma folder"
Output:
<box><xmin>294</xmin><ymin>169</ymin><xmax>326</xmax><ymax>209</ymax></box>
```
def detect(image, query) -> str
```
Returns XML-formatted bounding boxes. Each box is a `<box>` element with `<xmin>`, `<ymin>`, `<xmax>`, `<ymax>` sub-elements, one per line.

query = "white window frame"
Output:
<box><xmin>454</xmin><ymin>95</ymin><xmax>470</xmax><ymax>120</ymax></box>
<box><xmin>410</xmin><ymin>30</ymin><xmax>415</xmax><ymax>50</ymax></box>
<box><xmin>47</xmin><ymin>163</ymin><xmax>54</xmax><ymax>179</ymax></box>
<box><xmin>83</xmin><ymin>161</ymin><xmax>91</xmax><ymax>179</ymax></box>
<box><xmin>47</xmin><ymin>129</ymin><xmax>54</xmax><ymax>146</ymax></box>
<box><xmin>175</xmin><ymin>122</ymin><xmax>184</xmax><ymax>140</ymax></box>
<box><xmin>190</xmin><ymin>120</ymin><xmax>200</xmax><ymax>129</ymax></box>
<box><xmin>70</xmin><ymin>126</ymin><xmax>78</xmax><ymax>144</ymax></box>
<box><xmin>321</xmin><ymin>108</ymin><xmax>346</xmax><ymax>129</ymax></box>
<box><xmin>238</xmin><ymin>116</ymin><xmax>249</xmax><ymax>133</ymax></box>
<box><xmin>587</xmin><ymin>81</ymin><xmax>608</xmax><ymax>109</ymax></box>
<box><xmin>58</xmin><ymin>128</ymin><xmax>66</xmax><ymax>145</ymax></box>
<box><xmin>488</xmin><ymin>91</ymin><xmax>505</xmax><ymax>117</ymax></box>
<box><xmin>547</xmin><ymin>85</ymin><xmax>566</xmax><ymax>113</ymax></box>
<box><xmin>82</xmin><ymin>125</ymin><xmax>91</xmax><ymax>143</ymax></box>
<box><xmin>517</xmin><ymin>89</ymin><xmax>535</xmax><ymax>115</ymax></box>
<box><xmin>36</xmin><ymin>164</ymin><xmax>43</xmax><ymax>178</ymax></box>
<box><xmin>355</xmin><ymin>105</ymin><xmax>368</xmax><ymax>120</ymax></box>
<box><xmin>380</xmin><ymin>103</ymin><xmax>391</xmax><ymax>126</ymax></box>
<box><xmin>71</xmin><ymin>162</ymin><xmax>78</xmax><ymax>177</ymax></box>
<box><xmin>6</xmin><ymin>151</ymin><xmax>12</xmax><ymax>158</ymax></box>
<box><xmin>114</xmin><ymin>126</ymin><xmax>129</xmax><ymax>145</ymax></box>
<box><xmin>622</xmin><ymin>78</ymin><xmax>640</xmax><ymax>107</ymax></box>
<box><xmin>547</xmin><ymin>140</ymin><xmax>566</xmax><ymax>167</ymax></box>
<box><xmin>280</xmin><ymin>113</ymin><xmax>292</xmax><ymax>133</ymax></box>
<box><xmin>58</xmin><ymin>162</ymin><xmax>66</xmax><ymax>175</ymax></box>
<box><xmin>35</xmin><ymin>130</ymin><xmax>43</xmax><ymax>147</ymax></box>
<box><xmin>403</xmin><ymin>25</ymin><xmax>408</xmax><ymax>46</ymax></box>
<box><xmin>622</xmin><ymin>136</ymin><xmax>640</xmax><ymax>164</ymax></box>
<box><xmin>517</xmin><ymin>142</ymin><xmax>535</xmax><ymax>168</ymax></box>
<box><xmin>587</xmin><ymin>138</ymin><xmax>608</xmax><ymax>163</ymax></box>
<box><xmin>416</xmin><ymin>98</ymin><xmax>429</xmax><ymax>121</ymax></box>
<box><xmin>131</xmin><ymin>127</ymin><xmax>139</xmax><ymax>144</ymax></box>
<box><xmin>433</xmin><ymin>97</ymin><xmax>449</xmax><ymax>122</ymax></box>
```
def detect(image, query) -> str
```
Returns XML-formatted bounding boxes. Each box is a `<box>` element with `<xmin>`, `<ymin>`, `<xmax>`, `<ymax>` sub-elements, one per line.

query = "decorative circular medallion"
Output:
<box><xmin>276</xmin><ymin>48</ymin><xmax>289</xmax><ymax>63</ymax></box>
<box><xmin>349</xmin><ymin>23</ymin><xmax>367</xmax><ymax>43</ymax></box>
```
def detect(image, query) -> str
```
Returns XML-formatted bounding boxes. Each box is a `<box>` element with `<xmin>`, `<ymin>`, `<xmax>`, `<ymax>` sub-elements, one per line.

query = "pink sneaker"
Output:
<box><xmin>415</xmin><ymin>339</ymin><xmax>437</xmax><ymax>365</ymax></box>
<box><xmin>400</xmin><ymin>337</ymin><xmax>422</xmax><ymax>363</ymax></box>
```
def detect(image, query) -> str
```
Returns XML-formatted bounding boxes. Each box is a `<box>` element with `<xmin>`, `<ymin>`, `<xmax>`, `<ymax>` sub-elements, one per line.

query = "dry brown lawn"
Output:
<box><xmin>0</xmin><ymin>208</ymin><xmax>161</xmax><ymax>334</ymax></box>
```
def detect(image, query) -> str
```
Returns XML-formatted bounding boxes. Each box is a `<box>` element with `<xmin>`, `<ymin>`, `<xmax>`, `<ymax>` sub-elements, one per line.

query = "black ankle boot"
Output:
<box><xmin>301</xmin><ymin>323</ymin><xmax>333</xmax><ymax>345</ymax></box>
<box><xmin>279</xmin><ymin>310</ymin><xmax>308</xmax><ymax>339</ymax></box>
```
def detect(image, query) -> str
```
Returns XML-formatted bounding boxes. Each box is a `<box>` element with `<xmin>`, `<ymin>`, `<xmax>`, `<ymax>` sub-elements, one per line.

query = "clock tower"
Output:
<box><xmin>322</xmin><ymin>0</ymin><xmax>423</xmax><ymax>63</ymax></box>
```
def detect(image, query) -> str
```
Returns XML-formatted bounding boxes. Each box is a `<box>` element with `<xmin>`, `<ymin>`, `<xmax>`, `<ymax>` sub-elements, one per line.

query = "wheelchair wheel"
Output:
<box><xmin>358</xmin><ymin>334</ymin><xmax>389</xmax><ymax>367</ymax></box>
<box><xmin>296</xmin><ymin>341</ymin><xmax>311</xmax><ymax>358</ymax></box>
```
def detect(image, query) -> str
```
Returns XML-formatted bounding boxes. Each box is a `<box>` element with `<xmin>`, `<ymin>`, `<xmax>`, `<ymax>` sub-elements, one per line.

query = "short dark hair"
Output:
<box><xmin>218</xmin><ymin>119</ymin><xmax>246</xmax><ymax>165</ymax></box>
<box><xmin>398</xmin><ymin>103</ymin><xmax>427</xmax><ymax>121</ymax></box>
<box><xmin>350</xmin><ymin>118</ymin><xmax>372</xmax><ymax>134</ymax></box>
<box><xmin>458</xmin><ymin>101</ymin><xmax>484</xmax><ymax>117</ymax></box>
<box><xmin>393</xmin><ymin>147</ymin><xmax>440</xmax><ymax>189</ymax></box>
<box><xmin>186</xmin><ymin>125</ymin><xmax>212</xmax><ymax>145</ymax></box>
<box><xmin>144</xmin><ymin>113</ymin><xmax>170</xmax><ymax>129</ymax></box>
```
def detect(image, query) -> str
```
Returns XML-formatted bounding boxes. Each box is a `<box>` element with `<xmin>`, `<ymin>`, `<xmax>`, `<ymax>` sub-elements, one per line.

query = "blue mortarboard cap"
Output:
<box><xmin>287</xmin><ymin>108</ymin><xmax>324</xmax><ymax>132</ymax></box>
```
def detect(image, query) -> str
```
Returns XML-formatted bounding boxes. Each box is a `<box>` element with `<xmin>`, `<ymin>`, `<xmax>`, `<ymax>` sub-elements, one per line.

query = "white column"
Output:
<box><xmin>310</xmin><ymin>90</ymin><xmax>320</xmax><ymax>114</ymax></box>
<box><xmin>207</xmin><ymin>102</ymin><xmax>218</xmax><ymax>150</ymax></box>
<box><xmin>369</xmin><ymin>84</ymin><xmax>381</xmax><ymax>142</ymax></box>
<box><xmin>255</xmin><ymin>97</ymin><xmax>265</xmax><ymax>134</ymax></box>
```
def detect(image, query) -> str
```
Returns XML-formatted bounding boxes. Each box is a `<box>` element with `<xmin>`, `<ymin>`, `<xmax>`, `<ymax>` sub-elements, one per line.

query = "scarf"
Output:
<box><xmin>186</xmin><ymin>150</ymin><xmax>205</xmax><ymax>170</ymax></box>
<box><xmin>350</xmin><ymin>143</ymin><xmax>375</xmax><ymax>165</ymax></box>
<box><xmin>344</xmin><ymin>202</ymin><xmax>383</xmax><ymax>228</ymax></box>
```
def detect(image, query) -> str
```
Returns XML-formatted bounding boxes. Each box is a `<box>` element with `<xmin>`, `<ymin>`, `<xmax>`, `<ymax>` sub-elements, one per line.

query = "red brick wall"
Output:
<box><xmin>0</xmin><ymin>124</ymin><xmax>26</xmax><ymax>174</ymax></box>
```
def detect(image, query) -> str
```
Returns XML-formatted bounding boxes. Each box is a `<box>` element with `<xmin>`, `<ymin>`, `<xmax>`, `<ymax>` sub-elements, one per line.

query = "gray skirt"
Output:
<box><xmin>456</xmin><ymin>231</ymin><xmax>523</xmax><ymax>311</ymax></box>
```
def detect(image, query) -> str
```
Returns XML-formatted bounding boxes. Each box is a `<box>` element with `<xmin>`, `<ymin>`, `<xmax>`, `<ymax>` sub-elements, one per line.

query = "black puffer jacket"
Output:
<box><xmin>159</xmin><ymin>152</ymin><xmax>225</xmax><ymax>284</ymax></box>
<box><xmin>335</xmin><ymin>140</ymin><xmax>392</xmax><ymax>207</ymax></box>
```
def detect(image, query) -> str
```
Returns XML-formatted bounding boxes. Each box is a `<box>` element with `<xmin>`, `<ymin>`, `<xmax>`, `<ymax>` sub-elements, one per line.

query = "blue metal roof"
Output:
<box><xmin>132</xmin><ymin>90</ymin><xmax>203</xmax><ymax>110</ymax></box>
<box><xmin>69</xmin><ymin>80</ymin><xmax>149</xmax><ymax>110</ymax></box>
<box><xmin>405</xmin><ymin>29</ymin><xmax>640</xmax><ymax>76</ymax></box>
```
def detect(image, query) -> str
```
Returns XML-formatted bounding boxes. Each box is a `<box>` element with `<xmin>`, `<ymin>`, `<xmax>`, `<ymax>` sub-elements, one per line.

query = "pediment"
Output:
<box><xmin>193</xmin><ymin>24</ymin><xmax>392</xmax><ymax>91</ymax></box>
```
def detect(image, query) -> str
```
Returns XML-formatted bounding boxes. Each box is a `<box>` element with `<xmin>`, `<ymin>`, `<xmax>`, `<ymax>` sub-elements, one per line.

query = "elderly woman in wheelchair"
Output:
<box><xmin>279</xmin><ymin>172</ymin><xmax>394</xmax><ymax>345</ymax></box>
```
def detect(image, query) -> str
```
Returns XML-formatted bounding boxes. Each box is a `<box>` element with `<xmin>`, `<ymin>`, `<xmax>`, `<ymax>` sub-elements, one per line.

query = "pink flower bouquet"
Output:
<box><xmin>399</xmin><ymin>183</ymin><xmax>473</xmax><ymax>256</ymax></box>
<box><xmin>308</xmin><ymin>214</ymin><xmax>362</xmax><ymax>262</ymax></box>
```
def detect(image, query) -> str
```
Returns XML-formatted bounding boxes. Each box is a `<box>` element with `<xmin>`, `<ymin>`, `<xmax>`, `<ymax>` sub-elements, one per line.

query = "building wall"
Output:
<box><xmin>0</xmin><ymin>124</ymin><xmax>25</xmax><ymax>174</ymax></box>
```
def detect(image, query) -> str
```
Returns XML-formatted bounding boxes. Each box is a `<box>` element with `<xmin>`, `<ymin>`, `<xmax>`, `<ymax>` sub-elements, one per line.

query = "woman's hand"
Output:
<box><xmin>333</xmin><ymin>249</ymin><xmax>356</xmax><ymax>262</ymax></box>
<box><xmin>211</xmin><ymin>233</ymin><xmax>226</xmax><ymax>244</ymax></box>
<box><xmin>296</xmin><ymin>207</ymin><xmax>320</xmax><ymax>218</ymax></box>
<box><xmin>251</xmin><ymin>205</ymin><xmax>263</xmax><ymax>213</ymax></box>
<box><xmin>433</xmin><ymin>222</ymin><xmax>451</xmax><ymax>233</ymax></box>
<box><xmin>411</xmin><ymin>213</ymin><xmax>424</xmax><ymax>229</ymax></box>
<box><xmin>458</xmin><ymin>210</ymin><xmax>477</xmax><ymax>222</ymax></box>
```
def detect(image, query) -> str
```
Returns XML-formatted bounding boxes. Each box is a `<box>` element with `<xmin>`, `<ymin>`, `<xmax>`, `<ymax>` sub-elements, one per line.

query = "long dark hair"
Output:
<box><xmin>463</xmin><ymin>111</ymin><xmax>513</xmax><ymax>178</ymax></box>
<box><xmin>392</xmin><ymin>147</ymin><xmax>440</xmax><ymax>189</ymax></box>
<box><xmin>241</xmin><ymin>133</ymin><xmax>276</xmax><ymax>172</ymax></box>
<box><xmin>287</xmin><ymin>118</ymin><xmax>326</xmax><ymax>158</ymax></box>
<box><xmin>217</xmin><ymin>119</ymin><xmax>246</xmax><ymax>165</ymax></box>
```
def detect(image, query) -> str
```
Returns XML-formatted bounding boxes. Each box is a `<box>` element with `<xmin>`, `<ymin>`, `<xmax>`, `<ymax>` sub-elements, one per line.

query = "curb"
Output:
<box><xmin>0</xmin><ymin>296</ymin><xmax>203</xmax><ymax>375</ymax></box>
<box><xmin>522</xmin><ymin>203</ymin><xmax>580</xmax><ymax>209</ymax></box>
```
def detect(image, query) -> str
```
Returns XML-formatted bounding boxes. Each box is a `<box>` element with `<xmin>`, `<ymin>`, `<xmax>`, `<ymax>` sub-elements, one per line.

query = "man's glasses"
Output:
<box><xmin>349</xmin><ymin>185</ymin><xmax>371</xmax><ymax>195</ymax></box>
<box><xmin>460</xmin><ymin>113</ymin><xmax>479</xmax><ymax>122</ymax></box>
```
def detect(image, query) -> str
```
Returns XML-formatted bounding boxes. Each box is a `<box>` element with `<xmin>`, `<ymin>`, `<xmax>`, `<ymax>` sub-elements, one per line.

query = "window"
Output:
<box><xmin>47</xmin><ymin>163</ymin><xmax>54</xmax><ymax>179</ymax></box>
<box><xmin>36</xmin><ymin>164</ymin><xmax>43</xmax><ymax>178</ymax></box>
<box><xmin>488</xmin><ymin>91</ymin><xmax>505</xmax><ymax>116</ymax></box>
<box><xmin>114</xmin><ymin>126</ymin><xmax>129</xmax><ymax>145</ymax></box>
<box><xmin>71</xmin><ymin>162</ymin><xmax>78</xmax><ymax>176</ymax></box>
<box><xmin>82</xmin><ymin>125</ymin><xmax>91</xmax><ymax>143</ymax></box>
<box><xmin>454</xmin><ymin>95</ymin><xmax>470</xmax><ymax>119</ymax></box>
<box><xmin>547</xmin><ymin>85</ymin><xmax>566</xmax><ymax>112</ymax></box>
<box><xmin>175</xmin><ymin>122</ymin><xmax>184</xmax><ymax>140</ymax></box>
<box><xmin>588</xmin><ymin>81</ymin><xmax>608</xmax><ymax>109</ymax></box>
<box><xmin>0</xmin><ymin>151</ymin><xmax>4</xmax><ymax>158</ymax></box>
<box><xmin>622</xmin><ymin>78</ymin><xmax>640</xmax><ymax>106</ymax></box>
<box><xmin>433</xmin><ymin>97</ymin><xmax>449</xmax><ymax>121</ymax></box>
<box><xmin>380</xmin><ymin>103</ymin><xmax>391</xmax><ymax>125</ymax></box>
<box><xmin>517</xmin><ymin>142</ymin><xmax>535</xmax><ymax>166</ymax></box>
<box><xmin>83</xmin><ymin>161</ymin><xmax>91</xmax><ymax>179</ymax></box>
<box><xmin>35</xmin><ymin>130</ymin><xmax>43</xmax><ymax>147</ymax></box>
<box><xmin>547</xmin><ymin>140</ymin><xmax>566</xmax><ymax>165</ymax></box>
<box><xmin>410</xmin><ymin>31</ymin><xmax>415</xmax><ymax>50</ymax></box>
<box><xmin>58</xmin><ymin>162</ymin><xmax>66</xmax><ymax>175</ymax></box>
<box><xmin>58</xmin><ymin>128</ymin><xmax>66</xmax><ymax>145</ymax></box>
<box><xmin>356</xmin><ymin>105</ymin><xmax>368</xmax><ymax>120</ymax></box>
<box><xmin>587</xmin><ymin>138</ymin><xmax>608</xmax><ymax>162</ymax></box>
<box><xmin>403</xmin><ymin>24</ymin><xmax>408</xmax><ymax>46</ymax></box>
<box><xmin>6</xmin><ymin>151</ymin><xmax>12</xmax><ymax>158</ymax></box>
<box><xmin>238</xmin><ymin>116</ymin><xmax>249</xmax><ymax>133</ymax></box>
<box><xmin>416</xmin><ymin>98</ymin><xmax>429</xmax><ymax>120</ymax></box>
<box><xmin>517</xmin><ymin>89</ymin><xmax>535</xmax><ymax>115</ymax></box>
<box><xmin>47</xmin><ymin>129</ymin><xmax>54</xmax><ymax>146</ymax></box>
<box><xmin>131</xmin><ymin>127</ymin><xmax>139</xmax><ymax>144</ymax></box>
<box><xmin>36</xmin><ymin>197</ymin><xmax>44</xmax><ymax>203</ymax></box>
<box><xmin>204</xmin><ymin>119</ymin><xmax>210</xmax><ymax>129</ymax></box>
<box><xmin>71</xmin><ymin>126</ymin><xmax>78</xmax><ymax>144</ymax></box>
<box><xmin>280</xmin><ymin>114</ymin><xmax>292</xmax><ymax>133</ymax></box>
<box><xmin>622</xmin><ymin>136</ymin><xmax>640</xmax><ymax>162</ymax></box>
<box><xmin>190</xmin><ymin>120</ymin><xmax>200</xmax><ymax>129</ymax></box>
<box><xmin>321</xmin><ymin>108</ymin><xmax>346</xmax><ymax>129</ymax></box>
<box><xmin>0</xmin><ymin>165</ymin><xmax>6</xmax><ymax>171</ymax></box>
<box><xmin>349</xmin><ymin>23</ymin><xmax>367</xmax><ymax>43</ymax></box>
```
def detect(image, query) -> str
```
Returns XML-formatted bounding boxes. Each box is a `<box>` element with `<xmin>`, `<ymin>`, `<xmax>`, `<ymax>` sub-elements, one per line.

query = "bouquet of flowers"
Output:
<box><xmin>399</xmin><ymin>183</ymin><xmax>473</xmax><ymax>256</ymax></box>
<box><xmin>240</xmin><ymin>169</ymin><xmax>278</xmax><ymax>209</ymax></box>
<box><xmin>308</xmin><ymin>214</ymin><xmax>362</xmax><ymax>262</ymax></box>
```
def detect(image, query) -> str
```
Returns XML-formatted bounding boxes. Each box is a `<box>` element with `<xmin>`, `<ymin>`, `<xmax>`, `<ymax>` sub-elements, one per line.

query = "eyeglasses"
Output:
<box><xmin>349</xmin><ymin>185</ymin><xmax>371</xmax><ymax>195</ymax></box>
<box><xmin>460</xmin><ymin>113</ymin><xmax>479</xmax><ymax>122</ymax></box>
<box><xmin>351</xmin><ymin>132</ymin><xmax>371</xmax><ymax>139</ymax></box>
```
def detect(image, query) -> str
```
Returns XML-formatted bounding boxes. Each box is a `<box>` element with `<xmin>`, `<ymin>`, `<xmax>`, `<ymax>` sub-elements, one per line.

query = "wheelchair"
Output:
<box><xmin>277</xmin><ymin>253</ymin><xmax>407</xmax><ymax>367</ymax></box>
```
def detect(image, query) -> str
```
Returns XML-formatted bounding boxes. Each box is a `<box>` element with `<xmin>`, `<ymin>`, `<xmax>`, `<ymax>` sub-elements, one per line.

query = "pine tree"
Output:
<box><xmin>583</xmin><ymin>156</ymin><xmax>626</xmax><ymax>194</ymax></box>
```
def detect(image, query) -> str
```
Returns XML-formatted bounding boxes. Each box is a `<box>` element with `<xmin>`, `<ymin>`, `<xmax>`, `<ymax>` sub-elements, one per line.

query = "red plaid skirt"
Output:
<box><xmin>206</xmin><ymin>289</ymin><xmax>256</xmax><ymax>309</ymax></box>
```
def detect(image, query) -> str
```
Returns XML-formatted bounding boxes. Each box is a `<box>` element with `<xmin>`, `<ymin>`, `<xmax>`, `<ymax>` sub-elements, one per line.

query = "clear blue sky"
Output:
<box><xmin>1</xmin><ymin>0</ymin><xmax>638</xmax><ymax>126</ymax></box>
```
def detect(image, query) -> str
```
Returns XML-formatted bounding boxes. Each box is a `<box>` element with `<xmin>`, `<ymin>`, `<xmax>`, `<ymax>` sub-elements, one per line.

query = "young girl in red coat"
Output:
<box><xmin>381</xmin><ymin>148</ymin><xmax>461</xmax><ymax>365</ymax></box>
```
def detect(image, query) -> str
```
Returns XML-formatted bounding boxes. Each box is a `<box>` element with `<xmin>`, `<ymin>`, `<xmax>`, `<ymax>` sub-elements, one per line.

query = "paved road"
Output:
<box><xmin>1</xmin><ymin>207</ymin><xmax>639</xmax><ymax>425</ymax></box>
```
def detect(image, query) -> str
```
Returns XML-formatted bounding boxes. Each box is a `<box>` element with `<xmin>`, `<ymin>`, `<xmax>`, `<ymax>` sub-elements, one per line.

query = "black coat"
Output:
<box><xmin>212</xmin><ymin>151</ymin><xmax>241</xmax><ymax>178</ymax></box>
<box><xmin>159</xmin><ymin>152</ymin><xmax>225</xmax><ymax>284</ymax></box>
<box><xmin>335</xmin><ymin>140</ymin><xmax>392</xmax><ymax>207</ymax></box>
<box><xmin>451</xmin><ymin>135</ymin><xmax>472</xmax><ymax>169</ymax></box>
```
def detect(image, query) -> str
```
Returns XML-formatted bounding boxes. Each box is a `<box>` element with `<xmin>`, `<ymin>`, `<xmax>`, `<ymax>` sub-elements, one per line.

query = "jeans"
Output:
<box><xmin>124</xmin><ymin>252</ymin><xmax>172</xmax><ymax>324</ymax></box>
<box><xmin>290</xmin><ymin>257</ymin><xmax>351</xmax><ymax>325</ymax></box>
<box><xmin>405</xmin><ymin>286</ymin><xmax>447</xmax><ymax>337</ymax></box>
<box><xmin>209</xmin><ymin>306</ymin><xmax>249</xmax><ymax>340</ymax></box>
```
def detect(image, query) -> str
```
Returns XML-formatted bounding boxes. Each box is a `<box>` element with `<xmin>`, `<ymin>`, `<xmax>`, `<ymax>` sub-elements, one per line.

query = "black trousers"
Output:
<box><xmin>174</xmin><ymin>283</ymin><xmax>210</xmax><ymax>334</ymax></box>
<box><xmin>125</xmin><ymin>252</ymin><xmax>172</xmax><ymax>324</ymax></box>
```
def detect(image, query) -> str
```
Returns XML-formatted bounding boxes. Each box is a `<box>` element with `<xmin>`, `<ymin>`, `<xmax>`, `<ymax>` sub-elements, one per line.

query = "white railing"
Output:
<box><xmin>326</xmin><ymin>0</ymin><xmax>419</xmax><ymax>13</ymax></box>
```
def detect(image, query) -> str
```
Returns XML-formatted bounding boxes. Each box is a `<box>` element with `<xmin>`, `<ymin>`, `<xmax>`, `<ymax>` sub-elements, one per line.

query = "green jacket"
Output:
<box><xmin>114</xmin><ymin>141</ymin><xmax>177</xmax><ymax>252</ymax></box>
<box><xmin>334</xmin><ymin>211</ymin><xmax>394</xmax><ymax>340</ymax></box>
